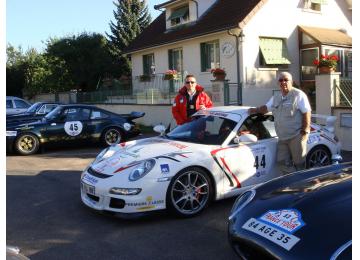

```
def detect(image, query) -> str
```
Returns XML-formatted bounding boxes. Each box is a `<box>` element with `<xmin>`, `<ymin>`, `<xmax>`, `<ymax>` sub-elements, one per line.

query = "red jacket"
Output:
<box><xmin>172</xmin><ymin>85</ymin><xmax>213</xmax><ymax>125</ymax></box>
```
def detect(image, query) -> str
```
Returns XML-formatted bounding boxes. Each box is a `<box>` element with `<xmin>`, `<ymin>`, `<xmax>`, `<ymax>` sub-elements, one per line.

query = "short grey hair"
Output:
<box><xmin>278</xmin><ymin>71</ymin><xmax>293</xmax><ymax>81</ymax></box>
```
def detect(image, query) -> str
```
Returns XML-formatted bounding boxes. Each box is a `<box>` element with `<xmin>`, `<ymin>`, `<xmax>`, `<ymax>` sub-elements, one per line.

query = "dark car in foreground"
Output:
<box><xmin>7</xmin><ymin>101</ymin><xmax>61</xmax><ymax>126</ymax></box>
<box><xmin>228</xmin><ymin>162</ymin><xmax>352</xmax><ymax>259</ymax></box>
<box><xmin>6</xmin><ymin>104</ymin><xmax>145</xmax><ymax>155</ymax></box>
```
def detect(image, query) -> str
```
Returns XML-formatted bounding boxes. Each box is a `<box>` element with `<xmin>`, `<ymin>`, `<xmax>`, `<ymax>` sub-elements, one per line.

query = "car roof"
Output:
<box><xmin>208</xmin><ymin>106</ymin><xmax>252</xmax><ymax>116</ymax></box>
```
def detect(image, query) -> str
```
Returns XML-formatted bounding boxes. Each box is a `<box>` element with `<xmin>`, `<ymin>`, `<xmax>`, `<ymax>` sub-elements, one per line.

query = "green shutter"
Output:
<box><xmin>200</xmin><ymin>43</ymin><xmax>207</xmax><ymax>72</ymax></box>
<box><xmin>259</xmin><ymin>38</ymin><xmax>291</xmax><ymax>65</ymax></box>
<box><xmin>143</xmin><ymin>55</ymin><xmax>149</xmax><ymax>75</ymax></box>
<box><xmin>168</xmin><ymin>49</ymin><xmax>174</xmax><ymax>70</ymax></box>
<box><xmin>167</xmin><ymin>6</ymin><xmax>189</xmax><ymax>21</ymax></box>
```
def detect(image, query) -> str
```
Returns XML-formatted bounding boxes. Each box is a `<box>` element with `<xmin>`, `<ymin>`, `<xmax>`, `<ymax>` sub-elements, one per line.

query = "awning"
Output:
<box><xmin>310</xmin><ymin>0</ymin><xmax>328</xmax><ymax>4</ymax></box>
<box><xmin>299</xmin><ymin>26</ymin><xmax>352</xmax><ymax>46</ymax></box>
<box><xmin>167</xmin><ymin>6</ymin><xmax>189</xmax><ymax>20</ymax></box>
<box><xmin>259</xmin><ymin>38</ymin><xmax>291</xmax><ymax>65</ymax></box>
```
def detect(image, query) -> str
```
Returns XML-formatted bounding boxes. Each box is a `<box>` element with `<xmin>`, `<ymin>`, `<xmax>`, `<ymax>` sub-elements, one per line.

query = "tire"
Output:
<box><xmin>101</xmin><ymin>127</ymin><xmax>123</xmax><ymax>146</ymax></box>
<box><xmin>15</xmin><ymin>133</ymin><xmax>40</xmax><ymax>155</ymax></box>
<box><xmin>306</xmin><ymin>145</ymin><xmax>331</xmax><ymax>168</ymax></box>
<box><xmin>166</xmin><ymin>167</ymin><xmax>213</xmax><ymax>217</ymax></box>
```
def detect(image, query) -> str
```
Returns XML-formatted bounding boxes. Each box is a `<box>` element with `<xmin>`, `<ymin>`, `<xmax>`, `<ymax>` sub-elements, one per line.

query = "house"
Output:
<box><xmin>124</xmin><ymin>0</ymin><xmax>352</xmax><ymax>106</ymax></box>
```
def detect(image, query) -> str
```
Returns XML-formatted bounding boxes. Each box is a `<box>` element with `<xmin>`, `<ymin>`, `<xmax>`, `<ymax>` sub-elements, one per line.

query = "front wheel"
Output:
<box><xmin>166</xmin><ymin>167</ymin><xmax>213</xmax><ymax>217</ymax></box>
<box><xmin>15</xmin><ymin>133</ymin><xmax>40</xmax><ymax>155</ymax></box>
<box><xmin>101</xmin><ymin>127</ymin><xmax>123</xmax><ymax>146</ymax></box>
<box><xmin>306</xmin><ymin>145</ymin><xmax>331</xmax><ymax>168</ymax></box>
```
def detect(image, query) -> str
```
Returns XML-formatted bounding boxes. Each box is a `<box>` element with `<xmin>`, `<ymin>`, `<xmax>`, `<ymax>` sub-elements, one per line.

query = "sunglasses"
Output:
<box><xmin>278</xmin><ymin>78</ymin><xmax>290</xmax><ymax>82</ymax></box>
<box><xmin>185</xmin><ymin>81</ymin><xmax>196</xmax><ymax>84</ymax></box>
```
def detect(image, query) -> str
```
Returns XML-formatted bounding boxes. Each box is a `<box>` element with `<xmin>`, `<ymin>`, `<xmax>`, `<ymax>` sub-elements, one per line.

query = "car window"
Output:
<box><xmin>90</xmin><ymin>109</ymin><xmax>109</xmax><ymax>119</ymax></box>
<box><xmin>14</xmin><ymin>100</ymin><xmax>30</xmax><ymax>108</ymax></box>
<box><xmin>63</xmin><ymin>108</ymin><xmax>90</xmax><ymax>121</ymax></box>
<box><xmin>167</xmin><ymin>116</ymin><xmax>237</xmax><ymax>145</ymax></box>
<box><xmin>238</xmin><ymin>115</ymin><xmax>272</xmax><ymax>140</ymax></box>
<box><xmin>6</xmin><ymin>100</ymin><xmax>13</xmax><ymax>109</ymax></box>
<box><xmin>38</xmin><ymin>104</ymin><xmax>58</xmax><ymax>114</ymax></box>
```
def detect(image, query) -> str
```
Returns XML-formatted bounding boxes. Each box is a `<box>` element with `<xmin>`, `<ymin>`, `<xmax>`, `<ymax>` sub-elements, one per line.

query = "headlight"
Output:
<box><xmin>109</xmin><ymin>187</ymin><xmax>142</xmax><ymax>195</ymax></box>
<box><xmin>123</xmin><ymin>123</ymin><xmax>131</xmax><ymax>131</ymax></box>
<box><xmin>129</xmin><ymin>159</ymin><xmax>156</xmax><ymax>181</ymax></box>
<box><xmin>6</xmin><ymin>131</ymin><xmax>17</xmax><ymax>137</ymax></box>
<box><xmin>228</xmin><ymin>189</ymin><xmax>256</xmax><ymax>221</ymax></box>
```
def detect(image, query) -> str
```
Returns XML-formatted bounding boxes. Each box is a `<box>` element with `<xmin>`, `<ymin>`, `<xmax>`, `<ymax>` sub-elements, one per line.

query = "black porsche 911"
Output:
<box><xmin>6</xmin><ymin>104</ymin><xmax>145</xmax><ymax>155</ymax></box>
<box><xmin>6</xmin><ymin>101</ymin><xmax>61</xmax><ymax>126</ymax></box>
<box><xmin>228</xmin><ymin>162</ymin><xmax>351</xmax><ymax>260</ymax></box>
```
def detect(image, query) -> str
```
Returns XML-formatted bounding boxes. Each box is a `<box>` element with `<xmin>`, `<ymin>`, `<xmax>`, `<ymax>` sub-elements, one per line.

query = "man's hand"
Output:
<box><xmin>199</xmin><ymin>104</ymin><xmax>206</xmax><ymax>110</ymax></box>
<box><xmin>248</xmin><ymin>107</ymin><xmax>258</xmax><ymax>114</ymax></box>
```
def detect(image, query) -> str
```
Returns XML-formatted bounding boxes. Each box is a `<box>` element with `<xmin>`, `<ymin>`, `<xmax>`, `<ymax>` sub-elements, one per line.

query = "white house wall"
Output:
<box><xmin>131</xmin><ymin>0</ymin><xmax>351</xmax><ymax>106</ymax></box>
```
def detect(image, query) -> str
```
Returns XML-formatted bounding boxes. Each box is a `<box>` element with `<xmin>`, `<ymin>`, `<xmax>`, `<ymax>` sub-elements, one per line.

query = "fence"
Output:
<box><xmin>334</xmin><ymin>78</ymin><xmax>352</xmax><ymax>107</ymax></box>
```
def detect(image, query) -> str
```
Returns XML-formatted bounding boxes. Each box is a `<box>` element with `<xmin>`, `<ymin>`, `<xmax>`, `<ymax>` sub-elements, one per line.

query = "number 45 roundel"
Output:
<box><xmin>64</xmin><ymin>121</ymin><xmax>83</xmax><ymax>136</ymax></box>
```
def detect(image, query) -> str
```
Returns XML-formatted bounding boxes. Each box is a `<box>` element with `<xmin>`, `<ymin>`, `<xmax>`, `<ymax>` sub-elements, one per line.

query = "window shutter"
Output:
<box><xmin>168</xmin><ymin>49</ymin><xmax>174</xmax><ymax>69</ymax></box>
<box><xmin>259</xmin><ymin>38</ymin><xmax>291</xmax><ymax>65</ymax></box>
<box><xmin>200</xmin><ymin>43</ymin><xmax>207</xmax><ymax>72</ymax></box>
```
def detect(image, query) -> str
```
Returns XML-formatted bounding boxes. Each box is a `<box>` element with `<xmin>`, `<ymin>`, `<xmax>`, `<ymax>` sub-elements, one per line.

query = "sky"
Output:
<box><xmin>6</xmin><ymin>0</ymin><xmax>163</xmax><ymax>52</ymax></box>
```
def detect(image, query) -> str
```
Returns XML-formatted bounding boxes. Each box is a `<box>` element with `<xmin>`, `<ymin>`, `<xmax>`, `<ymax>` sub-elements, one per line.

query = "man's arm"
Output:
<box><xmin>248</xmin><ymin>105</ymin><xmax>268</xmax><ymax>115</ymax></box>
<box><xmin>301</xmin><ymin>111</ymin><xmax>311</xmax><ymax>135</ymax></box>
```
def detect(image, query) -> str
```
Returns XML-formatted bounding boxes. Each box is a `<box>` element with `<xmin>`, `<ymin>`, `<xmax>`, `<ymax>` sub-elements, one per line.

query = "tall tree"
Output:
<box><xmin>106</xmin><ymin>0</ymin><xmax>151</xmax><ymax>74</ymax></box>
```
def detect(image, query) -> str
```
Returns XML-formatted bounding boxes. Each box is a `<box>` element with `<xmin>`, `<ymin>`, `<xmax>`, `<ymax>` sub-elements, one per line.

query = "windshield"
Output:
<box><xmin>45</xmin><ymin>106</ymin><xmax>63</xmax><ymax>120</ymax></box>
<box><xmin>26</xmin><ymin>102</ymin><xmax>42</xmax><ymax>113</ymax></box>
<box><xmin>166</xmin><ymin>115</ymin><xmax>237</xmax><ymax>145</ymax></box>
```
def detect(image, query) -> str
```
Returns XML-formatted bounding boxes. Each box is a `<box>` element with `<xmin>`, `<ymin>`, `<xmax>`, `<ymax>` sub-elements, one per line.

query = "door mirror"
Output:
<box><xmin>233</xmin><ymin>133</ymin><xmax>258</xmax><ymax>144</ymax></box>
<box><xmin>153</xmin><ymin>124</ymin><xmax>166</xmax><ymax>135</ymax></box>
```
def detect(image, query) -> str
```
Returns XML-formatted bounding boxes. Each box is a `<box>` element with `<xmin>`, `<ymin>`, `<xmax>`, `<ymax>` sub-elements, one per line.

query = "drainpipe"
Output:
<box><xmin>227</xmin><ymin>28</ymin><xmax>245</xmax><ymax>105</ymax></box>
<box><xmin>190</xmin><ymin>0</ymin><xmax>199</xmax><ymax>19</ymax></box>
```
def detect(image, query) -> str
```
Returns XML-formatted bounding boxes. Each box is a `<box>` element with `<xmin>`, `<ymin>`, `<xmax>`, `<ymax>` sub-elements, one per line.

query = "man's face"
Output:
<box><xmin>185</xmin><ymin>77</ymin><xmax>197</xmax><ymax>92</ymax></box>
<box><xmin>278</xmin><ymin>76</ymin><xmax>292</xmax><ymax>95</ymax></box>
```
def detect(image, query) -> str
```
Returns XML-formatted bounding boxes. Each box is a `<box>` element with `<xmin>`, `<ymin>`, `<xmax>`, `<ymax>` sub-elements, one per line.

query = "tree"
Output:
<box><xmin>106</xmin><ymin>0</ymin><xmax>151</xmax><ymax>75</ymax></box>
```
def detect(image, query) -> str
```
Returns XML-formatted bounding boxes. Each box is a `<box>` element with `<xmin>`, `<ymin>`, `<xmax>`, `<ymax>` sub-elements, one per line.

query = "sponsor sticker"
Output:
<box><xmin>160</xmin><ymin>164</ymin><xmax>170</xmax><ymax>174</ymax></box>
<box><xmin>180</xmin><ymin>98</ymin><xmax>184</xmax><ymax>103</ymax></box>
<box><xmin>82</xmin><ymin>173</ymin><xmax>99</xmax><ymax>185</ymax></box>
<box><xmin>307</xmin><ymin>135</ymin><xmax>321</xmax><ymax>144</ymax></box>
<box><xmin>64</xmin><ymin>121</ymin><xmax>83</xmax><ymax>136</ymax></box>
<box><xmin>242</xmin><ymin>209</ymin><xmax>305</xmax><ymax>251</ymax></box>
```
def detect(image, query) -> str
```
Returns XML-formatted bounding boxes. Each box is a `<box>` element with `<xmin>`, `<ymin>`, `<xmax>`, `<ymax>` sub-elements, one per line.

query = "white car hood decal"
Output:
<box><xmin>91</xmin><ymin>137</ymin><xmax>198</xmax><ymax>175</ymax></box>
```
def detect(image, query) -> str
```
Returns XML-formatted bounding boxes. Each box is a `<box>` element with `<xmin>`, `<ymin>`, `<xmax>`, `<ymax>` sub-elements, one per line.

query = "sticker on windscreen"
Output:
<box><xmin>64</xmin><ymin>121</ymin><xmax>83</xmax><ymax>136</ymax></box>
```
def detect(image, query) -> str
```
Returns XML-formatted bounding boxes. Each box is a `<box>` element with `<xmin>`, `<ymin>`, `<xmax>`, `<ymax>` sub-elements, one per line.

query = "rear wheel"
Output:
<box><xmin>306</xmin><ymin>145</ymin><xmax>331</xmax><ymax>168</ymax></box>
<box><xmin>101</xmin><ymin>127</ymin><xmax>123</xmax><ymax>146</ymax></box>
<box><xmin>15</xmin><ymin>133</ymin><xmax>40</xmax><ymax>155</ymax></box>
<box><xmin>166</xmin><ymin>167</ymin><xmax>213</xmax><ymax>217</ymax></box>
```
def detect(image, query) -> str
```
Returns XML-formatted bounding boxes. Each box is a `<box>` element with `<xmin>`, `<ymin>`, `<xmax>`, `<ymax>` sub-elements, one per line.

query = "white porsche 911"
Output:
<box><xmin>80</xmin><ymin>106</ymin><xmax>342</xmax><ymax>217</ymax></box>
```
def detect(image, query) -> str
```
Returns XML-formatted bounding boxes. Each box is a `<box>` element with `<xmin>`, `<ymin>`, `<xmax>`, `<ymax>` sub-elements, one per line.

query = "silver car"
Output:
<box><xmin>6</xmin><ymin>96</ymin><xmax>31</xmax><ymax>115</ymax></box>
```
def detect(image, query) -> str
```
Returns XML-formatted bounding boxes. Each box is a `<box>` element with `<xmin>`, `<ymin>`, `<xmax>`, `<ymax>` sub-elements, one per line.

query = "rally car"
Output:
<box><xmin>227</xmin><ymin>162</ymin><xmax>351</xmax><ymax>259</ymax></box>
<box><xmin>6</xmin><ymin>104</ymin><xmax>144</xmax><ymax>155</ymax></box>
<box><xmin>80</xmin><ymin>106</ymin><xmax>342</xmax><ymax>217</ymax></box>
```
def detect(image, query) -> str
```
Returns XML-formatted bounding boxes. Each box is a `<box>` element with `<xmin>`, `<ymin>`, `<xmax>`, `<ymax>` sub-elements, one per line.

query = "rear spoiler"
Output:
<box><xmin>311</xmin><ymin>114</ymin><xmax>336</xmax><ymax>133</ymax></box>
<box><xmin>121</xmin><ymin>111</ymin><xmax>145</xmax><ymax>121</ymax></box>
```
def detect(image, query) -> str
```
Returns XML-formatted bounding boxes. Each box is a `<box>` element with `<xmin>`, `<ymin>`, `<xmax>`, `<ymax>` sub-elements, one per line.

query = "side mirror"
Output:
<box><xmin>153</xmin><ymin>124</ymin><xmax>166</xmax><ymax>135</ymax></box>
<box><xmin>233</xmin><ymin>133</ymin><xmax>258</xmax><ymax>144</ymax></box>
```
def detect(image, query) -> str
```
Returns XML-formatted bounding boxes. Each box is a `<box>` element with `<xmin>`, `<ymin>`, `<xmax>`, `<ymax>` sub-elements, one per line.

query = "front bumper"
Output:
<box><xmin>80</xmin><ymin>170</ymin><xmax>167</xmax><ymax>214</ymax></box>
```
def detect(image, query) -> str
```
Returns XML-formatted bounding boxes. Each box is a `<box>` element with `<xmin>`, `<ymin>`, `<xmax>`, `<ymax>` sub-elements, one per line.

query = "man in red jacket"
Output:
<box><xmin>172</xmin><ymin>74</ymin><xmax>213</xmax><ymax>125</ymax></box>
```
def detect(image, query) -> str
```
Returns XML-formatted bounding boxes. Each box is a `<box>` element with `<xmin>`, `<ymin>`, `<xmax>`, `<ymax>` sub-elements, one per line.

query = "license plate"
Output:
<box><xmin>242</xmin><ymin>218</ymin><xmax>300</xmax><ymax>251</ymax></box>
<box><xmin>81</xmin><ymin>181</ymin><xmax>95</xmax><ymax>195</ymax></box>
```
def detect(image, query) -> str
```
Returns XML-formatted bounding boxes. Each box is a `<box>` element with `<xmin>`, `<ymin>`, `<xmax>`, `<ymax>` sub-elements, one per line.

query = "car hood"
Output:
<box><xmin>90</xmin><ymin>136</ymin><xmax>213</xmax><ymax>176</ymax></box>
<box><xmin>7</xmin><ymin>112</ymin><xmax>33</xmax><ymax>118</ymax></box>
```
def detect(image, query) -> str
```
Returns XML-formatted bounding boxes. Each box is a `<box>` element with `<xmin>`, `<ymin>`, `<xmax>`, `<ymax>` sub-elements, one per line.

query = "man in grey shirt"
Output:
<box><xmin>249</xmin><ymin>72</ymin><xmax>311</xmax><ymax>173</ymax></box>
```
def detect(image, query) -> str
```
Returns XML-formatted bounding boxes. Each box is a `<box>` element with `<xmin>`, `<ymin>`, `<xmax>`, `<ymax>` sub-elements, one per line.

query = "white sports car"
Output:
<box><xmin>80</xmin><ymin>106</ymin><xmax>342</xmax><ymax>217</ymax></box>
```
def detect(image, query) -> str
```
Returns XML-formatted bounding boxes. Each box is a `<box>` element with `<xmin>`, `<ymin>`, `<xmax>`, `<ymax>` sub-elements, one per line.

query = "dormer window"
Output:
<box><xmin>168</xmin><ymin>5</ymin><xmax>189</xmax><ymax>26</ymax></box>
<box><xmin>303</xmin><ymin>0</ymin><xmax>328</xmax><ymax>12</ymax></box>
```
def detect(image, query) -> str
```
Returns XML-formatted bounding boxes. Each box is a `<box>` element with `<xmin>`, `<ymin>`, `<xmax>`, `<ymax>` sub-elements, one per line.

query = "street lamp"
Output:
<box><xmin>227</xmin><ymin>28</ymin><xmax>245</xmax><ymax>105</ymax></box>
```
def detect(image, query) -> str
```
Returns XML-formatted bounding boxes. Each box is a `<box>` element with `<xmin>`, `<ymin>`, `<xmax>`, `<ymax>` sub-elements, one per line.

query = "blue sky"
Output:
<box><xmin>6</xmin><ymin>0</ymin><xmax>162</xmax><ymax>52</ymax></box>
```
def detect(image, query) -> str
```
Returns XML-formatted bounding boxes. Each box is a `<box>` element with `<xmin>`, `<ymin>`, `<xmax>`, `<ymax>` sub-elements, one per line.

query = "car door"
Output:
<box><xmin>216</xmin><ymin>115</ymin><xmax>278</xmax><ymax>191</ymax></box>
<box><xmin>43</xmin><ymin>107</ymin><xmax>91</xmax><ymax>143</ymax></box>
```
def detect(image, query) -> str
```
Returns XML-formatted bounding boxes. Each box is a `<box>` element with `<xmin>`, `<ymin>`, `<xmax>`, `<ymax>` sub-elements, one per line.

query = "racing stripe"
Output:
<box><xmin>211</xmin><ymin>154</ymin><xmax>234</xmax><ymax>187</ymax></box>
<box><xmin>320</xmin><ymin>133</ymin><xmax>336</xmax><ymax>144</ymax></box>
<box><xmin>114</xmin><ymin>162</ymin><xmax>140</xmax><ymax>173</ymax></box>
<box><xmin>220</xmin><ymin>157</ymin><xmax>241</xmax><ymax>188</ymax></box>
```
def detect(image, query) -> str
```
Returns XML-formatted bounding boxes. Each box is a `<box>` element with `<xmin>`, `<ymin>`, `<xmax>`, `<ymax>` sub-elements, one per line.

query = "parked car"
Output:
<box><xmin>228</xmin><ymin>162</ymin><xmax>351</xmax><ymax>259</ymax></box>
<box><xmin>7</xmin><ymin>101</ymin><xmax>61</xmax><ymax>126</ymax></box>
<box><xmin>6</xmin><ymin>104</ymin><xmax>145</xmax><ymax>155</ymax></box>
<box><xmin>6</xmin><ymin>96</ymin><xmax>32</xmax><ymax>115</ymax></box>
<box><xmin>80</xmin><ymin>106</ymin><xmax>342</xmax><ymax>218</ymax></box>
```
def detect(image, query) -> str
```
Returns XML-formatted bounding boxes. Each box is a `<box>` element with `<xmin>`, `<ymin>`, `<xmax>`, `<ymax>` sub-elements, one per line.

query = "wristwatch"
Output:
<box><xmin>300</xmin><ymin>130</ymin><xmax>310</xmax><ymax>135</ymax></box>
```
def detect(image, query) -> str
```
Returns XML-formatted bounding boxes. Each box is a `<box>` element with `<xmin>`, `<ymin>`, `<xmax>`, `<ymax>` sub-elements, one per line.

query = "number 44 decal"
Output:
<box><xmin>254</xmin><ymin>154</ymin><xmax>266</xmax><ymax>169</ymax></box>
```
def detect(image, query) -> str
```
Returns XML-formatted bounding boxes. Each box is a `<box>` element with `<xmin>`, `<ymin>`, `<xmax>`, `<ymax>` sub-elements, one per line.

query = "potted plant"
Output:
<box><xmin>211</xmin><ymin>68</ymin><xmax>226</xmax><ymax>80</ymax></box>
<box><xmin>164</xmin><ymin>70</ymin><xmax>178</xmax><ymax>80</ymax></box>
<box><xmin>313</xmin><ymin>55</ymin><xmax>339</xmax><ymax>74</ymax></box>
